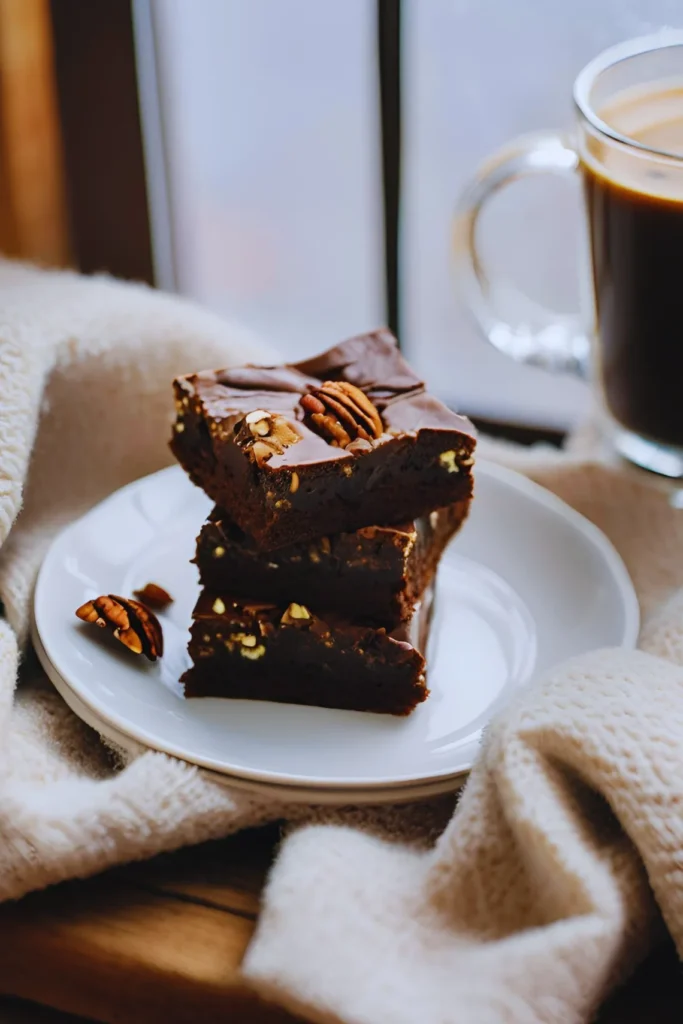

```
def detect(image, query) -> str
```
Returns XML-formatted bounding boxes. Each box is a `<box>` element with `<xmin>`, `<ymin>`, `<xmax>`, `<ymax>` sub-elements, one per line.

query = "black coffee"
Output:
<box><xmin>582</xmin><ymin>87</ymin><xmax>683</xmax><ymax>448</ymax></box>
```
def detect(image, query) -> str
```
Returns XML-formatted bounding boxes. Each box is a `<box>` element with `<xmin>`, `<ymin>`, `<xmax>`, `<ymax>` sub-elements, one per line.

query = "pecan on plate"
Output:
<box><xmin>299</xmin><ymin>381</ymin><xmax>383</xmax><ymax>448</ymax></box>
<box><xmin>76</xmin><ymin>594</ymin><xmax>163</xmax><ymax>661</ymax></box>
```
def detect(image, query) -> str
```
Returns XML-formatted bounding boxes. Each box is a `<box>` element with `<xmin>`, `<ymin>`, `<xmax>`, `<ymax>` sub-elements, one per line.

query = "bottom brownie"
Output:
<box><xmin>182</xmin><ymin>589</ymin><xmax>433</xmax><ymax>715</ymax></box>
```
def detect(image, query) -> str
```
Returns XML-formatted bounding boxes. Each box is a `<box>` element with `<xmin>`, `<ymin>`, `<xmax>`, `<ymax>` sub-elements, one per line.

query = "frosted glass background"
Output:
<box><xmin>403</xmin><ymin>0</ymin><xmax>683</xmax><ymax>425</ymax></box>
<box><xmin>150</xmin><ymin>0</ymin><xmax>383</xmax><ymax>356</ymax></box>
<box><xmin>145</xmin><ymin>0</ymin><xmax>683</xmax><ymax>426</ymax></box>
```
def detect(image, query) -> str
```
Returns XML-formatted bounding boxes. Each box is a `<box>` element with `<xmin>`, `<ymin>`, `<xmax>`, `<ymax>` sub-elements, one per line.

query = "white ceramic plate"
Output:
<box><xmin>31</xmin><ymin>637</ymin><xmax>465</xmax><ymax>806</ymax></box>
<box><xmin>32</xmin><ymin>462</ymin><xmax>639</xmax><ymax>790</ymax></box>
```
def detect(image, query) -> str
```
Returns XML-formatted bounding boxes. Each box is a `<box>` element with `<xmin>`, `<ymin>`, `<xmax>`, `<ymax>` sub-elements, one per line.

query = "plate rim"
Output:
<box><xmin>32</xmin><ymin>460</ymin><xmax>640</xmax><ymax>789</ymax></box>
<box><xmin>477</xmin><ymin>461</ymin><xmax>640</xmax><ymax>647</ymax></box>
<box><xmin>32</xmin><ymin>632</ymin><xmax>466</xmax><ymax>805</ymax></box>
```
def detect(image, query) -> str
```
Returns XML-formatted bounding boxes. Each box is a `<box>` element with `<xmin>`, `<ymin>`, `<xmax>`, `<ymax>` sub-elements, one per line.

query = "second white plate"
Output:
<box><xmin>32</xmin><ymin>461</ymin><xmax>639</xmax><ymax>790</ymax></box>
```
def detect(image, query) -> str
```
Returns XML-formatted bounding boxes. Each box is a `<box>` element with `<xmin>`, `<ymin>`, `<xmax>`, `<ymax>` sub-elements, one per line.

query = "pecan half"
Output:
<box><xmin>234</xmin><ymin>410</ymin><xmax>301</xmax><ymax>466</ymax></box>
<box><xmin>76</xmin><ymin>594</ymin><xmax>129</xmax><ymax>631</ymax></box>
<box><xmin>300</xmin><ymin>381</ymin><xmax>382</xmax><ymax>448</ymax></box>
<box><xmin>76</xmin><ymin>594</ymin><xmax>163</xmax><ymax>661</ymax></box>
<box><xmin>114</xmin><ymin>597</ymin><xmax>164</xmax><ymax>660</ymax></box>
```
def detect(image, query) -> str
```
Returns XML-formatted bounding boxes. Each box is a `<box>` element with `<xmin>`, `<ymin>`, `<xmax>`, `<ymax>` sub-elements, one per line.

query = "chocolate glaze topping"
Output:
<box><xmin>178</xmin><ymin>329</ymin><xmax>475</xmax><ymax>469</ymax></box>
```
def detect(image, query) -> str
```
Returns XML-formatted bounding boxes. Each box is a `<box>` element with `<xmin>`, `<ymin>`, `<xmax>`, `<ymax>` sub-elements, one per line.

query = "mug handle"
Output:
<box><xmin>453</xmin><ymin>132</ymin><xmax>590</xmax><ymax>378</ymax></box>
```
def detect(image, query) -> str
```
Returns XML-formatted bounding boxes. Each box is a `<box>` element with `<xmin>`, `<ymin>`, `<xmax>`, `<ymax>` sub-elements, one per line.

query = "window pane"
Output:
<box><xmin>150</xmin><ymin>0</ymin><xmax>383</xmax><ymax>359</ymax></box>
<box><xmin>402</xmin><ymin>0</ymin><xmax>678</xmax><ymax>425</ymax></box>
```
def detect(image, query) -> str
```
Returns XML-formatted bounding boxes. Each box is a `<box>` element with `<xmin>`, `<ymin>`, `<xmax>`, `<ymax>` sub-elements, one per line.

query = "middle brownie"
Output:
<box><xmin>195</xmin><ymin>498</ymin><xmax>469</xmax><ymax>629</ymax></box>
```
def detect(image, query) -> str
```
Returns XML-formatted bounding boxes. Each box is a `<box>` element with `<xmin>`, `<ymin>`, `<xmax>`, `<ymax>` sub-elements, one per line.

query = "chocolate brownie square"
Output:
<box><xmin>171</xmin><ymin>330</ymin><xmax>475</xmax><ymax>550</ymax></box>
<box><xmin>195</xmin><ymin>500</ymin><xmax>468</xmax><ymax>628</ymax></box>
<box><xmin>182</xmin><ymin>589</ymin><xmax>433</xmax><ymax>715</ymax></box>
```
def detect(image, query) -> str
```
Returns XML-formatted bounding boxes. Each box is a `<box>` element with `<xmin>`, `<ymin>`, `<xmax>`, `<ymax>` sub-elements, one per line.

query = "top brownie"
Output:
<box><xmin>170</xmin><ymin>330</ymin><xmax>476</xmax><ymax>550</ymax></box>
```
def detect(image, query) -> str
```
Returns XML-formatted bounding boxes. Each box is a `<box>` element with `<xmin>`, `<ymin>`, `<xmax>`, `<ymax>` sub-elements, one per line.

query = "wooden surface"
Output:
<box><xmin>0</xmin><ymin>997</ymin><xmax>96</xmax><ymax>1021</ymax></box>
<box><xmin>0</xmin><ymin>822</ymin><xmax>679</xmax><ymax>1023</ymax></box>
<box><xmin>0</xmin><ymin>825</ymin><xmax>299</xmax><ymax>1024</ymax></box>
<box><xmin>0</xmin><ymin>0</ymin><xmax>68</xmax><ymax>264</ymax></box>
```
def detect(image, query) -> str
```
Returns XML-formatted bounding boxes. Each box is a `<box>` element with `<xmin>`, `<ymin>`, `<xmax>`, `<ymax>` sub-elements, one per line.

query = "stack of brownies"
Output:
<box><xmin>170</xmin><ymin>330</ymin><xmax>476</xmax><ymax>716</ymax></box>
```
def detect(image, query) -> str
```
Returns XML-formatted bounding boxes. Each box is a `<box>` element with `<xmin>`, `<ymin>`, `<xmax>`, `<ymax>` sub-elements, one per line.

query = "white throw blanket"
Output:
<box><xmin>1</xmin><ymin>261</ymin><xmax>682</xmax><ymax>1024</ymax></box>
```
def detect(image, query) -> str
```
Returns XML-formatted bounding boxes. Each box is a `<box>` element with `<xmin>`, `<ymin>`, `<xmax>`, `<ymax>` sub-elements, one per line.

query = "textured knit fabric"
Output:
<box><xmin>2</xmin><ymin>261</ymin><xmax>683</xmax><ymax>1023</ymax></box>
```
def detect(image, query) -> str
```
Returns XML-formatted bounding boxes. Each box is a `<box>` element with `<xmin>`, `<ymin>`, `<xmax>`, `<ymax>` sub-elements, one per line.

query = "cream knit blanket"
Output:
<box><xmin>2</xmin><ymin>261</ymin><xmax>682</xmax><ymax>1023</ymax></box>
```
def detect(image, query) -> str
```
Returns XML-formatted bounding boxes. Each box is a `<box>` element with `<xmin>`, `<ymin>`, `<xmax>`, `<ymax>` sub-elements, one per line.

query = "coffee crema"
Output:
<box><xmin>581</xmin><ymin>85</ymin><xmax>683</xmax><ymax>448</ymax></box>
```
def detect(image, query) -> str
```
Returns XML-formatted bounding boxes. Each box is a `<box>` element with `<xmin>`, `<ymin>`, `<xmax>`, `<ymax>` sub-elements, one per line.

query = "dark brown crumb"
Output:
<box><xmin>133</xmin><ymin>582</ymin><xmax>174</xmax><ymax>609</ymax></box>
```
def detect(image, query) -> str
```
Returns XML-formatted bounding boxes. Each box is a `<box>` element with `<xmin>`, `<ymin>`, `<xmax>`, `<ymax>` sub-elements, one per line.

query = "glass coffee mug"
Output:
<box><xmin>454</xmin><ymin>32</ymin><xmax>683</xmax><ymax>477</ymax></box>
